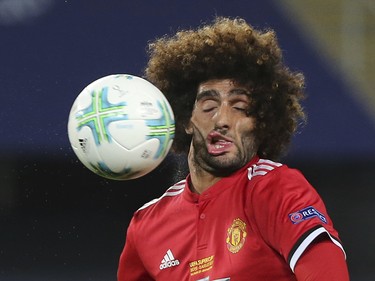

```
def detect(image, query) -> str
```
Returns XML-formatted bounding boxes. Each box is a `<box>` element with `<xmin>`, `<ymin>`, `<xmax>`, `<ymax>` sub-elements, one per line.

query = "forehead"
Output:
<box><xmin>197</xmin><ymin>79</ymin><xmax>248</xmax><ymax>93</ymax></box>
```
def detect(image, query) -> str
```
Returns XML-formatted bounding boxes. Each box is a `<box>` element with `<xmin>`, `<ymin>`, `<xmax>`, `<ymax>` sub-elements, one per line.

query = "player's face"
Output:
<box><xmin>187</xmin><ymin>79</ymin><xmax>257</xmax><ymax>176</ymax></box>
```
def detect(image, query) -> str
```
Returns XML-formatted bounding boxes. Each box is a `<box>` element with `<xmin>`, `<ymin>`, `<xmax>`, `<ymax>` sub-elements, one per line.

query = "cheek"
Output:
<box><xmin>190</xmin><ymin>112</ymin><xmax>211</xmax><ymax>131</ymax></box>
<box><xmin>234</xmin><ymin>119</ymin><xmax>257</xmax><ymax>150</ymax></box>
<box><xmin>235</xmin><ymin>118</ymin><xmax>256</xmax><ymax>136</ymax></box>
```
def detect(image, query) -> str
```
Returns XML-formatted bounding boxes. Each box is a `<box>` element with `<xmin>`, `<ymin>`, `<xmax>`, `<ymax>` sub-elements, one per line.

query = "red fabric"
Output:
<box><xmin>117</xmin><ymin>156</ymin><xmax>346</xmax><ymax>281</ymax></box>
<box><xmin>294</xmin><ymin>238</ymin><xmax>349</xmax><ymax>281</ymax></box>
<box><xmin>117</xmin><ymin>221</ymin><xmax>154</xmax><ymax>281</ymax></box>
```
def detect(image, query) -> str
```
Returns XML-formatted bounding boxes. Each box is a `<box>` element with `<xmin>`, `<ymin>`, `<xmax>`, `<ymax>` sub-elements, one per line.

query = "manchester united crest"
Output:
<box><xmin>226</xmin><ymin>218</ymin><xmax>247</xmax><ymax>253</ymax></box>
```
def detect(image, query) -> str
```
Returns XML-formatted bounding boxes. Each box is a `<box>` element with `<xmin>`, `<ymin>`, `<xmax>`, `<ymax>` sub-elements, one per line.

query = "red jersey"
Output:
<box><xmin>118</xmin><ymin>156</ymin><xmax>345</xmax><ymax>281</ymax></box>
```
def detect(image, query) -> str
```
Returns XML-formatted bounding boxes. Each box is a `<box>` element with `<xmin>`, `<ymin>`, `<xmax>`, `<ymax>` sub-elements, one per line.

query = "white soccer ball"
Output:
<box><xmin>67</xmin><ymin>74</ymin><xmax>175</xmax><ymax>180</ymax></box>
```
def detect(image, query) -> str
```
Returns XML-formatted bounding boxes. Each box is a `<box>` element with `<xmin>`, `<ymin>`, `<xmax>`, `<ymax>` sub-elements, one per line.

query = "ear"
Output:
<box><xmin>185</xmin><ymin>120</ymin><xmax>193</xmax><ymax>135</ymax></box>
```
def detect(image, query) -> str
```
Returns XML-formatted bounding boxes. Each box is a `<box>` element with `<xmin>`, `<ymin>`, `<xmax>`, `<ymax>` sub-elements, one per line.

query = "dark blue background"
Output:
<box><xmin>1</xmin><ymin>0</ymin><xmax>374</xmax><ymax>159</ymax></box>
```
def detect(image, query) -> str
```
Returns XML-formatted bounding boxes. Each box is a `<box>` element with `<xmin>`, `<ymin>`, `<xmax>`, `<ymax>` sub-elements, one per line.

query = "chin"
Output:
<box><xmin>206</xmin><ymin>155</ymin><xmax>246</xmax><ymax>176</ymax></box>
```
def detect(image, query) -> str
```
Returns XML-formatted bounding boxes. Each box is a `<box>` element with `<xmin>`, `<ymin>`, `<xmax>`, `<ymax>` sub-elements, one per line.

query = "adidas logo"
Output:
<box><xmin>159</xmin><ymin>249</ymin><xmax>180</xmax><ymax>270</ymax></box>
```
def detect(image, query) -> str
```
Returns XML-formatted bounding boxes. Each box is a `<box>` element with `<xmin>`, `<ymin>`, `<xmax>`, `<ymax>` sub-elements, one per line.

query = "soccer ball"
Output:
<box><xmin>67</xmin><ymin>74</ymin><xmax>175</xmax><ymax>180</ymax></box>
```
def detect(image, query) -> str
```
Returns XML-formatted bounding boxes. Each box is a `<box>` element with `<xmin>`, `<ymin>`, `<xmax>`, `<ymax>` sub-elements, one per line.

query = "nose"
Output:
<box><xmin>213</xmin><ymin>103</ymin><xmax>231</xmax><ymax>130</ymax></box>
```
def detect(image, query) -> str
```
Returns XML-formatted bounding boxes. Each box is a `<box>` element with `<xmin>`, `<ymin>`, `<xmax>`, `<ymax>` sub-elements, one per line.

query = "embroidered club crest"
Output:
<box><xmin>226</xmin><ymin>218</ymin><xmax>247</xmax><ymax>253</ymax></box>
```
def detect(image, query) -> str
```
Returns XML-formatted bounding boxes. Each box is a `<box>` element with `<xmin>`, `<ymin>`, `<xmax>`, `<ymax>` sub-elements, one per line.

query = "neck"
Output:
<box><xmin>188</xmin><ymin>155</ymin><xmax>222</xmax><ymax>194</ymax></box>
<box><xmin>190</xmin><ymin>165</ymin><xmax>221</xmax><ymax>194</ymax></box>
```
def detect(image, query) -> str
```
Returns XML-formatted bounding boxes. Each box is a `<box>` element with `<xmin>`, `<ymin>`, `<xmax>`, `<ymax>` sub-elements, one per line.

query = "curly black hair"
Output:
<box><xmin>145</xmin><ymin>17</ymin><xmax>306</xmax><ymax>160</ymax></box>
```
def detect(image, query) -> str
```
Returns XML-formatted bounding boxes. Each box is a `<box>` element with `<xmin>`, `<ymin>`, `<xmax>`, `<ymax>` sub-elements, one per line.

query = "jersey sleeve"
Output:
<box><xmin>248</xmin><ymin>166</ymin><xmax>346</xmax><ymax>272</ymax></box>
<box><xmin>117</xmin><ymin>217</ymin><xmax>154</xmax><ymax>281</ymax></box>
<box><xmin>294</xmin><ymin>238</ymin><xmax>349</xmax><ymax>281</ymax></box>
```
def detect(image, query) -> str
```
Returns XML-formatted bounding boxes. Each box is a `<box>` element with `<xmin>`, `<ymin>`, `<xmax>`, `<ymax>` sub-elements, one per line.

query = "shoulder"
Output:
<box><xmin>135</xmin><ymin>179</ymin><xmax>186</xmax><ymax>214</ymax></box>
<box><xmin>247</xmin><ymin>158</ymin><xmax>284</xmax><ymax>181</ymax></box>
<box><xmin>248</xmin><ymin>158</ymin><xmax>308</xmax><ymax>186</ymax></box>
<box><xmin>246</xmin><ymin>159</ymin><xmax>325</xmax><ymax>227</ymax></box>
<box><xmin>126</xmin><ymin>180</ymin><xmax>186</xmax><ymax>244</ymax></box>
<box><xmin>246</xmin><ymin>158</ymin><xmax>315</xmax><ymax>205</ymax></box>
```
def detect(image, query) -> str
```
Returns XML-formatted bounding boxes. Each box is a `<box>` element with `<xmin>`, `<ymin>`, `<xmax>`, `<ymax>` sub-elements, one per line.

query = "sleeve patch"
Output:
<box><xmin>289</xmin><ymin>206</ymin><xmax>327</xmax><ymax>224</ymax></box>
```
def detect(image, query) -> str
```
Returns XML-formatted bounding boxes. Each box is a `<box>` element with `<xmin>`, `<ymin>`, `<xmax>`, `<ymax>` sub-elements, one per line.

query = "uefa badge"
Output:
<box><xmin>226</xmin><ymin>218</ymin><xmax>247</xmax><ymax>253</ymax></box>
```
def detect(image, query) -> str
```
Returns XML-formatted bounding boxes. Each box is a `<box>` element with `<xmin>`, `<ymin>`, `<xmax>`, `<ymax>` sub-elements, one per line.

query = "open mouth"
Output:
<box><xmin>207</xmin><ymin>131</ymin><xmax>234</xmax><ymax>155</ymax></box>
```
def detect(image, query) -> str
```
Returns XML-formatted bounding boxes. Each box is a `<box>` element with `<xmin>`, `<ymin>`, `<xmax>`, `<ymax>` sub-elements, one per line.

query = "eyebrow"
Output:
<box><xmin>195</xmin><ymin>90</ymin><xmax>219</xmax><ymax>102</ymax></box>
<box><xmin>196</xmin><ymin>88</ymin><xmax>251</xmax><ymax>102</ymax></box>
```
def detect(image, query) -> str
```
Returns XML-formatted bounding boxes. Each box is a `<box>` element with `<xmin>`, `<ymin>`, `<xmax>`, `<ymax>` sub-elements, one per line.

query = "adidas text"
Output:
<box><xmin>160</xmin><ymin>259</ymin><xmax>180</xmax><ymax>270</ymax></box>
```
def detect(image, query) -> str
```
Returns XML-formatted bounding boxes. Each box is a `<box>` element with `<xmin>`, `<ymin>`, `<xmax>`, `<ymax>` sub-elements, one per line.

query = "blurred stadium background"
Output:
<box><xmin>0</xmin><ymin>0</ymin><xmax>374</xmax><ymax>280</ymax></box>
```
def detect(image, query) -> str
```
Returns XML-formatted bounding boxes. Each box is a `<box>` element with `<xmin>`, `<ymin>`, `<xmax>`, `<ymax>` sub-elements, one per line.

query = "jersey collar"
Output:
<box><xmin>183</xmin><ymin>155</ymin><xmax>259</xmax><ymax>203</ymax></box>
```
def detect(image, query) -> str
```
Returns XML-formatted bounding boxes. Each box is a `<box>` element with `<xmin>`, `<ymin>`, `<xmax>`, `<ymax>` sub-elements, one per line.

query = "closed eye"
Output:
<box><xmin>232</xmin><ymin>101</ymin><xmax>249</xmax><ymax>112</ymax></box>
<box><xmin>201</xmin><ymin>99</ymin><xmax>219</xmax><ymax>112</ymax></box>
